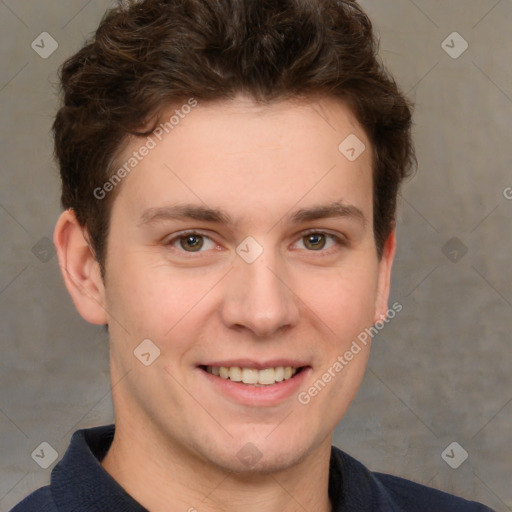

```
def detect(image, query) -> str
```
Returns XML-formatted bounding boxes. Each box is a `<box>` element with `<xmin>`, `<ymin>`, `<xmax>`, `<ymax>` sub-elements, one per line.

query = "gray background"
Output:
<box><xmin>0</xmin><ymin>0</ymin><xmax>511</xmax><ymax>510</ymax></box>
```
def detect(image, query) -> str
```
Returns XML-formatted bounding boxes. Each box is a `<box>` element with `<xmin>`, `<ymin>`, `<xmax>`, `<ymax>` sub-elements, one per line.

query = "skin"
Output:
<box><xmin>54</xmin><ymin>95</ymin><xmax>396</xmax><ymax>512</ymax></box>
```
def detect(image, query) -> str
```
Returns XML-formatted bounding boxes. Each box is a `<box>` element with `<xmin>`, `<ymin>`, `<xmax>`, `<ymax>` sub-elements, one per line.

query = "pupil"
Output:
<box><xmin>306</xmin><ymin>234</ymin><xmax>325</xmax><ymax>250</ymax></box>
<box><xmin>181</xmin><ymin>235</ymin><xmax>203</xmax><ymax>251</ymax></box>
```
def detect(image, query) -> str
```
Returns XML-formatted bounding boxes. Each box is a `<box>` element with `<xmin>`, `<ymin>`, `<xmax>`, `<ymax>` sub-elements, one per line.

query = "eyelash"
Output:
<box><xmin>165</xmin><ymin>229</ymin><xmax>347</xmax><ymax>256</ymax></box>
<box><xmin>295</xmin><ymin>229</ymin><xmax>347</xmax><ymax>254</ymax></box>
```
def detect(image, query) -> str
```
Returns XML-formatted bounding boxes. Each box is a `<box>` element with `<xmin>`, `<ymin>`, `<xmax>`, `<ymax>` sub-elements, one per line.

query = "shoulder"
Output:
<box><xmin>9</xmin><ymin>425</ymin><xmax>116</xmax><ymax>512</ymax></box>
<box><xmin>374</xmin><ymin>472</ymin><xmax>495</xmax><ymax>512</ymax></box>
<box><xmin>329</xmin><ymin>446</ymin><xmax>495</xmax><ymax>512</ymax></box>
<box><xmin>9</xmin><ymin>486</ymin><xmax>57</xmax><ymax>512</ymax></box>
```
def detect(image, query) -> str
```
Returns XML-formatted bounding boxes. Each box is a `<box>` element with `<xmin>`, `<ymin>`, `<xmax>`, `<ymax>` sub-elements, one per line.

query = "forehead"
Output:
<box><xmin>110</xmin><ymin>95</ymin><xmax>373</xmax><ymax>226</ymax></box>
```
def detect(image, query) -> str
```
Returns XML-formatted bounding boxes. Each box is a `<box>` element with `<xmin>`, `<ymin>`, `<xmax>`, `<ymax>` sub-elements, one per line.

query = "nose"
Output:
<box><xmin>219</xmin><ymin>250</ymin><xmax>300</xmax><ymax>338</ymax></box>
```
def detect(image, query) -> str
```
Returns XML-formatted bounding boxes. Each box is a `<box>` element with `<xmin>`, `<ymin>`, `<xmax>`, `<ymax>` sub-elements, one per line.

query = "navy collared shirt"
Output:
<box><xmin>10</xmin><ymin>424</ymin><xmax>495</xmax><ymax>512</ymax></box>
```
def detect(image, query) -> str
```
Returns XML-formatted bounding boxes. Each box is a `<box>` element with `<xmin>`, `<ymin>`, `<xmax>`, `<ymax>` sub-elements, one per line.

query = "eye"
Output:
<box><xmin>169</xmin><ymin>232</ymin><xmax>216</xmax><ymax>252</ymax></box>
<box><xmin>294</xmin><ymin>232</ymin><xmax>341</xmax><ymax>251</ymax></box>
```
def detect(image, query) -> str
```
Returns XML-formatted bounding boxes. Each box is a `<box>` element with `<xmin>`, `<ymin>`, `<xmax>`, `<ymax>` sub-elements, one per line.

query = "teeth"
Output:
<box><xmin>241</xmin><ymin>368</ymin><xmax>259</xmax><ymax>384</ymax></box>
<box><xmin>258</xmin><ymin>368</ymin><xmax>276</xmax><ymax>385</ymax></box>
<box><xmin>205</xmin><ymin>365</ymin><xmax>300</xmax><ymax>385</ymax></box>
<box><xmin>229</xmin><ymin>367</ymin><xmax>242</xmax><ymax>382</ymax></box>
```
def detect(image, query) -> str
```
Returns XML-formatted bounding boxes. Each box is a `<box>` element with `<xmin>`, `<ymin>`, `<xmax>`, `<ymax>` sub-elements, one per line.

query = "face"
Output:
<box><xmin>96</xmin><ymin>95</ymin><xmax>394</xmax><ymax>473</ymax></box>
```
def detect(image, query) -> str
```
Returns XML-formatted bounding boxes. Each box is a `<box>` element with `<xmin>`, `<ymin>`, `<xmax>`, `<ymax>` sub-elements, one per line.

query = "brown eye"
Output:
<box><xmin>179</xmin><ymin>234</ymin><xmax>204</xmax><ymax>252</ymax></box>
<box><xmin>168</xmin><ymin>232</ymin><xmax>216</xmax><ymax>254</ymax></box>
<box><xmin>303</xmin><ymin>233</ymin><xmax>326</xmax><ymax>250</ymax></box>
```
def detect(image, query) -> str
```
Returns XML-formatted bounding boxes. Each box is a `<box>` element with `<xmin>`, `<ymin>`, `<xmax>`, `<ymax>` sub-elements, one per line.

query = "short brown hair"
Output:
<box><xmin>53</xmin><ymin>0</ymin><xmax>415</xmax><ymax>274</ymax></box>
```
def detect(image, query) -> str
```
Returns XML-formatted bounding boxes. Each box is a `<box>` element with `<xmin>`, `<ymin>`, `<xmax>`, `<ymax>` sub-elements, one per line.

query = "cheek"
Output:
<box><xmin>295</xmin><ymin>263</ymin><xmax>379</xmax><ymax>338</ymax></box>
<box><xmin>104</xmin><ymin>251</ymin><xmax>221</xmax><ymax>339</ymax></box>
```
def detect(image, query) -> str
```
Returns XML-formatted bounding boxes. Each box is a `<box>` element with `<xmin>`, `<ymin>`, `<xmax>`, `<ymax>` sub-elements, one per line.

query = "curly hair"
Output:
<box><xmin>53</xmin><ymin>0</ymin><xmax>415</xmax><ymax>274</ymax></box>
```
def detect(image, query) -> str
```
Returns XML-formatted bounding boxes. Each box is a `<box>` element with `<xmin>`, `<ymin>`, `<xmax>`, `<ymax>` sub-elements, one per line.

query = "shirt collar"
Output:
<box><xmin>52</xmin><ymin>424</ymin><xmax>148</xmax><ymax>512</ymax></box>
<box><xmin>50</xmin><ymin>424</ymin><xmax>394</xmax><ymax>512</ymax></box>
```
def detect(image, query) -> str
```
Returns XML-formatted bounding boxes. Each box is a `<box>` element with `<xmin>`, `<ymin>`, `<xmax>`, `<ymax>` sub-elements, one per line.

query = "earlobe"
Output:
<box><xmin>373</xmin><ymin>228</ymin><xmax>397</xmax><ymax>324</ymax></box>
<box><xmin>53</xmin><ymin>209</ymin><xmax>108</xmax><ymax>325</ymax></box>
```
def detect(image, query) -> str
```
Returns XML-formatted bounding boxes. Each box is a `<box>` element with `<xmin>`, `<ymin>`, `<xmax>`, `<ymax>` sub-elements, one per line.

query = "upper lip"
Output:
<box><xmin>199</xmin><ymin>359</ymin><xmax>310</xmax><ymax>370</ymax></box>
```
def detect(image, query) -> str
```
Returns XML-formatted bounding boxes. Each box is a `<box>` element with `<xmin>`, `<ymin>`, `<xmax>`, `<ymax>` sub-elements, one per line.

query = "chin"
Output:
<box><xmin>197</xmin><ymin>429</ymin><xmax>322</xmax><ymax>476</ymax></box>
<box><xmin>214</xmin><ymin>448</ymin><xmax>309</xmax><ymax>476</ymax></box>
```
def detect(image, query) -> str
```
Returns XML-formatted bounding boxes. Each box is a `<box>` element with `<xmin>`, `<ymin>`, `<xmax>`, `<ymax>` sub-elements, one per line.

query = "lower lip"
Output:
<box><xmin>197</xmin><ymin>367</ymin><xmax>311</xmax><ymax>406</ymax></box>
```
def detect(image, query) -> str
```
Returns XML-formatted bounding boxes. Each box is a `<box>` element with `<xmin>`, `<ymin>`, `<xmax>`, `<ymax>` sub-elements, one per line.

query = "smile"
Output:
<box><xmin>201</xmin><ymin>365</ymin><xmax>302</xmax><ymax>386</ymax></box>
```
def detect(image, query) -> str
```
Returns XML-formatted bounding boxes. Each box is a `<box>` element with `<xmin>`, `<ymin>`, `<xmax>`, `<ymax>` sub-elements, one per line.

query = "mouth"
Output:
<box><xmin>199</xmin><ymin>365</ymin><xmax>307</xmax><ymax>386</ymax></box>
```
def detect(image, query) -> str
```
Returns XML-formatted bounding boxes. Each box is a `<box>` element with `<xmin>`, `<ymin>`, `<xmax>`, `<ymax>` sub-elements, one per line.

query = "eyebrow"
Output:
<box><xmin>288</xmin><ymin>201</ymin><xmax>367</xmax><ymax>227</ymax></box>
<box><xmin>138</xmin><ymin>200</ymin><xmax>366</xmax><ymax>228</ymax></box>
<box><xmin>138</xmin><ymin>204</ymin><xmax>233</xmax><ymax>227</ymax></box>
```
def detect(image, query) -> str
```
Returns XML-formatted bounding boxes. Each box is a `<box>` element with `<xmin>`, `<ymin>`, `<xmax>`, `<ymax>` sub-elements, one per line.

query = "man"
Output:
<box><xmin>11</xmin><ymin>0</ymin><xmax>495</xmax><ymax>511</ymax></box>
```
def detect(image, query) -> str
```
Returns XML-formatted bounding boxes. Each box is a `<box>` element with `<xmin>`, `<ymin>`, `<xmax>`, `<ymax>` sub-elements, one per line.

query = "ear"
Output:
<box><xmin>373</xmin><ymin>228</ymin><xmax>396</xmax><ymax>324</ymax></box>
<box><xmin>53</xmin><ymin>209</ymin><xmax>108</xmax><ymax>325</ymax></box>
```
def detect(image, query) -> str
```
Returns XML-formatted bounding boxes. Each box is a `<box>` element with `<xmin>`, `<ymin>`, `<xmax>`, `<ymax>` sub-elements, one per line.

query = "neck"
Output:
<box><xmin>101</xmin><ymin>417</ymin><xmax>333</xmax><ymax>512</ymax></box>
